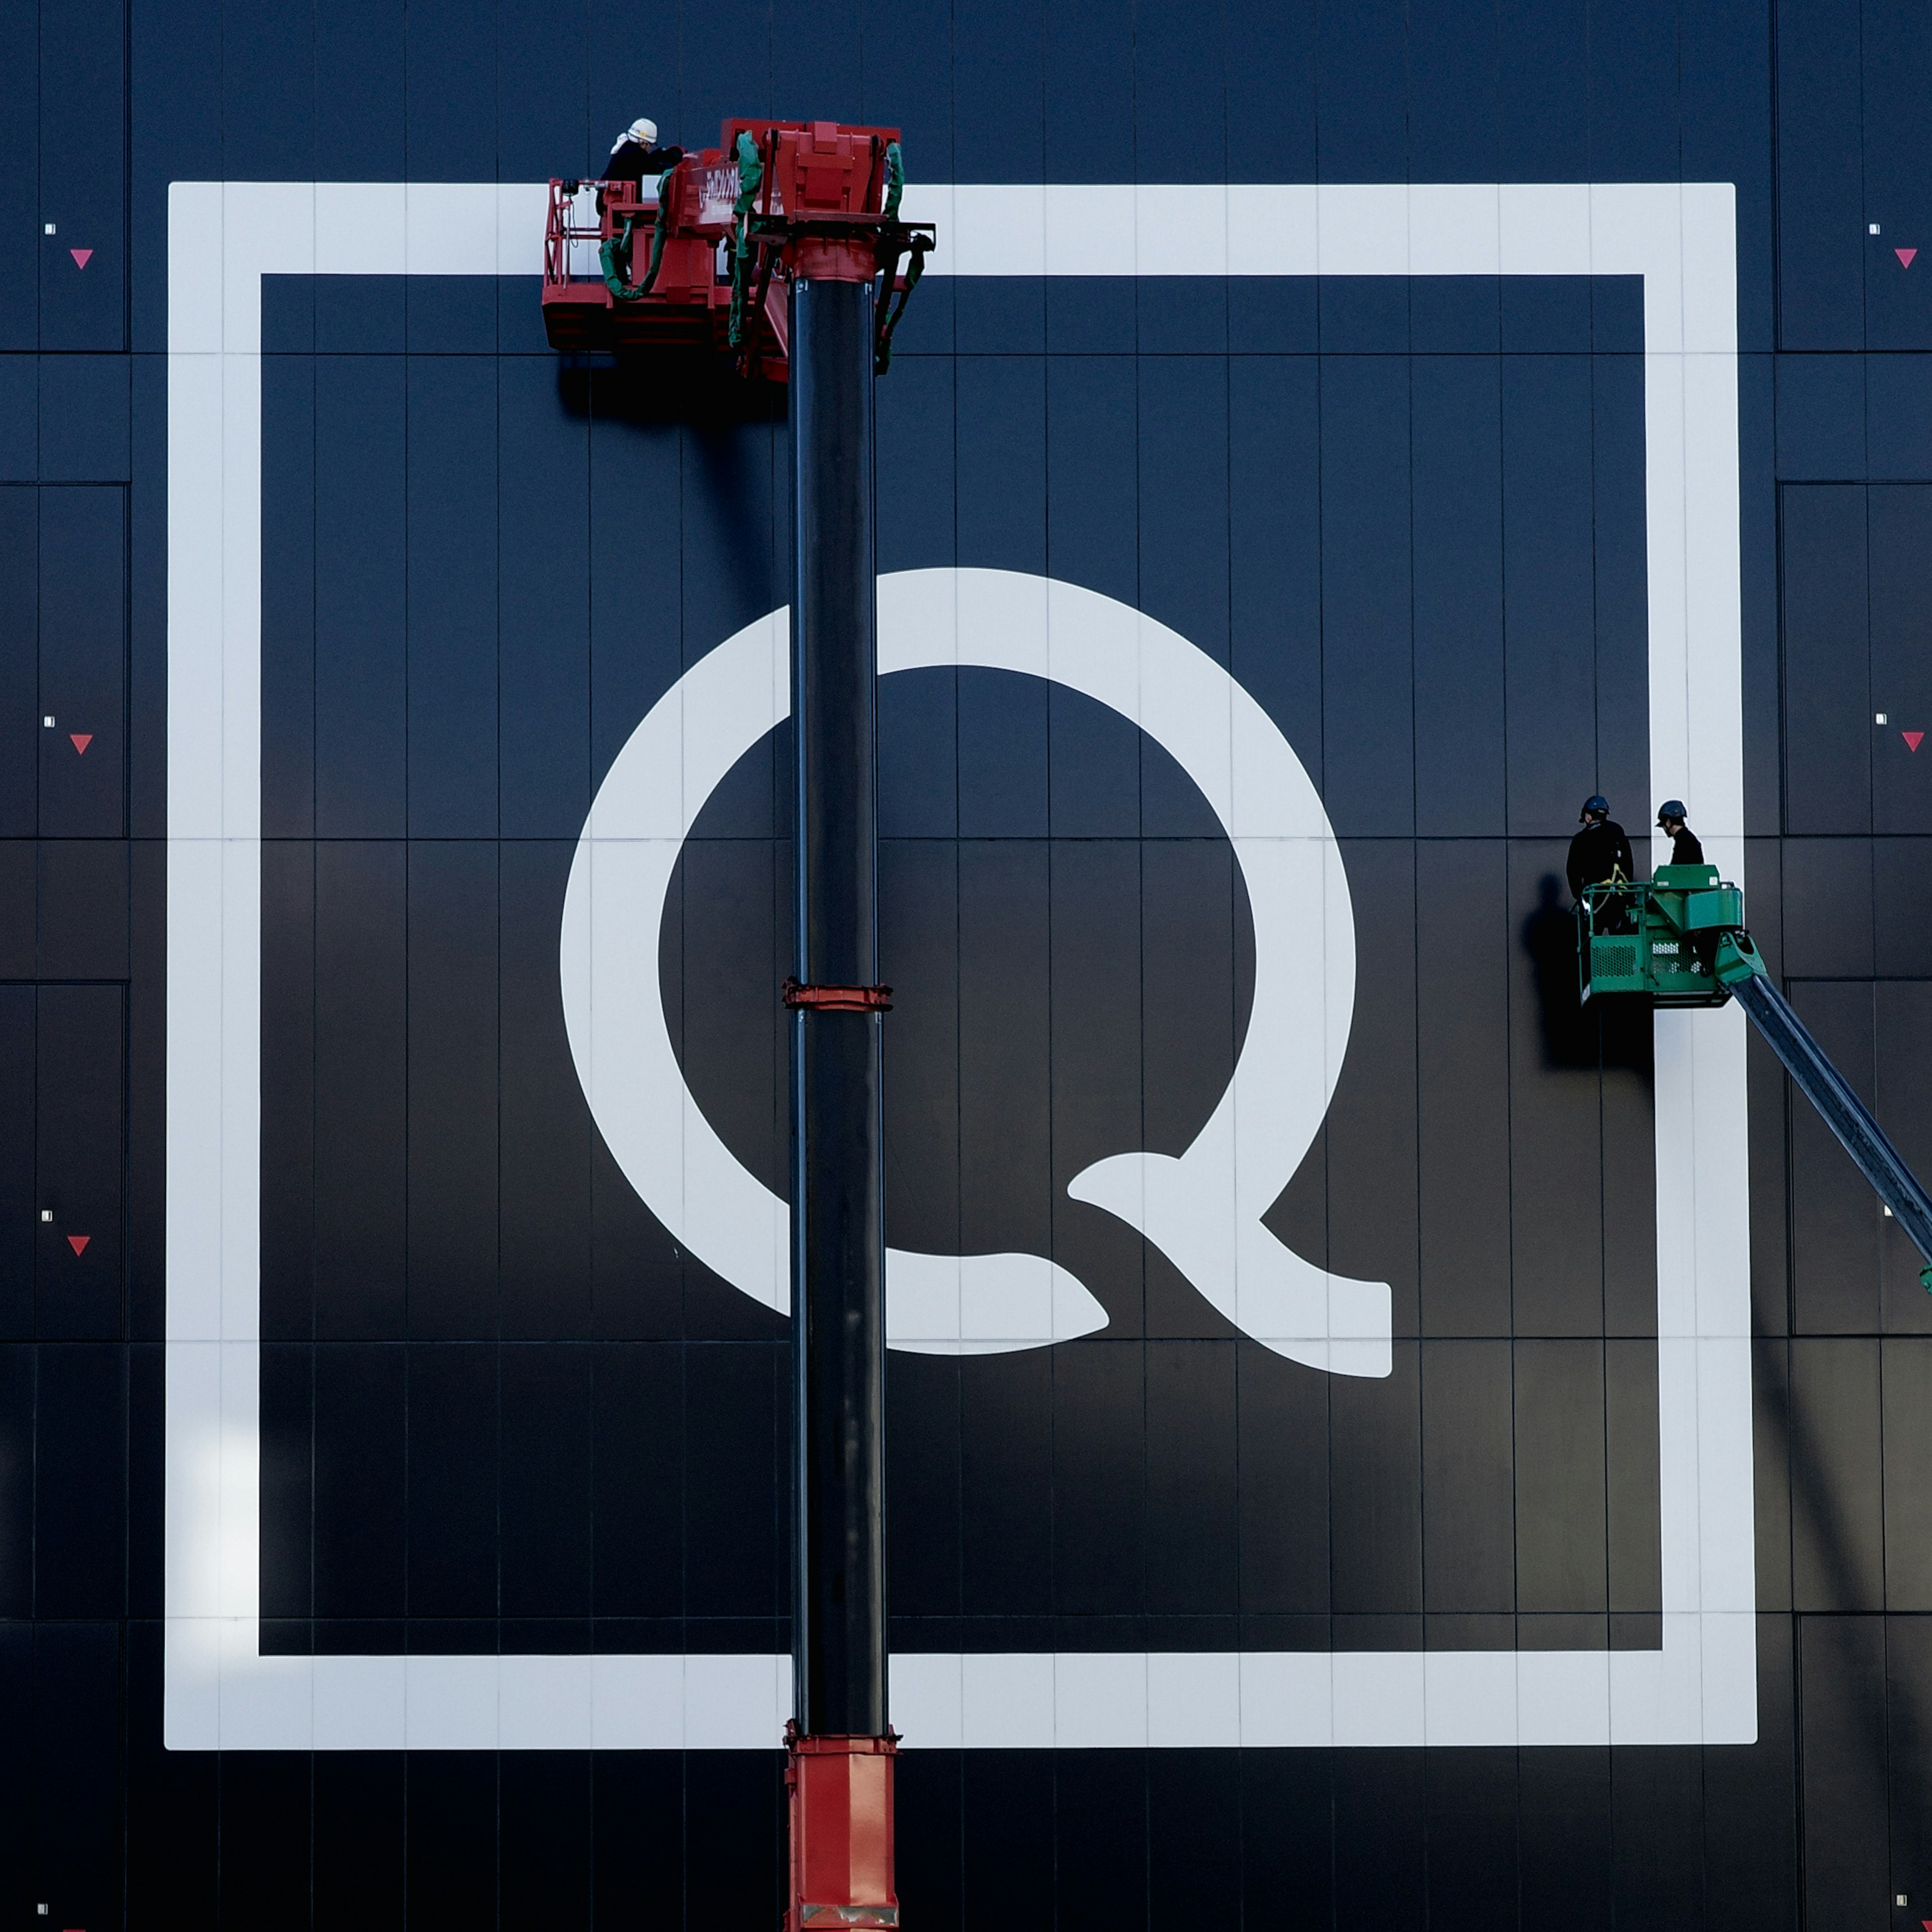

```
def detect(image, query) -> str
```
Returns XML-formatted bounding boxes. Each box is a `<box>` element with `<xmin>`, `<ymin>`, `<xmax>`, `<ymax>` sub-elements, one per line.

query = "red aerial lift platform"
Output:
<box><xmin>542</xmin><ymin>117</ymin><xmax>931</xmax><ymax>380</ymax></box>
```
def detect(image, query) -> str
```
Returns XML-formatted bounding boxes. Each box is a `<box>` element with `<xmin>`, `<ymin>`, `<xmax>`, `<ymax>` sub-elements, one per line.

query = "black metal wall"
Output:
<box><xmin>5</xmin><ymin>0</ymin><xmax>1932</xmax><ymax>1927</ymax></box>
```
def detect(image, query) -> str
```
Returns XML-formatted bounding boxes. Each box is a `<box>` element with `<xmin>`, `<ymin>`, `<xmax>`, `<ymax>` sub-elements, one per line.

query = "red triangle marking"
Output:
<box><xmin>1899</xmin><ymin>247</ymin><xmax>1918</xmax><ymax>268</ymax></box>
<box><xmin>69</xmin><ymin>247</ymin><xmax>92</xmax><ymax>269</ymax></box>
<box><xmin>69</xmin><ymin>732</ymin><xmax>91</xmax><ymax>755</ymax></box>
<box><xmin>66</xmin><ymin>1234</ymin><xmax>89</xmax><ymax>1255</ymax></box>
<box><xmin>1905</xmin><ymin>730</ymin><xmax>1924</xmax><ymax>752</ymax></box>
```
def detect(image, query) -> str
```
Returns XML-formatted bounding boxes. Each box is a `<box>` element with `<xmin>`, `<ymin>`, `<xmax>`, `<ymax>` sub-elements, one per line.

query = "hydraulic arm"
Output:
<box><xmin>1580</xmin><ymin>867</ymin><xmax>1932</xmax><ymax>1290</ymax></box>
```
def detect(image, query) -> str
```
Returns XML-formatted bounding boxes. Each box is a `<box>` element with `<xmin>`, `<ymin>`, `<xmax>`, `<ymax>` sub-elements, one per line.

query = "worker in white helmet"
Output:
<box><xmin>603</xmin><ymin>117</ymin><xmax>684</xmax><ymax>188</ymax></box>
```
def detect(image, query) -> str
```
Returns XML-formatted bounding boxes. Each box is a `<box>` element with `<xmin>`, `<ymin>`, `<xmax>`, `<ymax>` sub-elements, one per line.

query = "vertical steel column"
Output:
<box><xmin>788</xmin><ymin>267</ymin><xmax>887</xmax><ymax>1743</ymax></box>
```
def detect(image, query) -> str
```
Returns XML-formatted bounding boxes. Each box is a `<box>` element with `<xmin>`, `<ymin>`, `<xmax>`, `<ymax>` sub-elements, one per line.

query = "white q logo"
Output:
<box><xmin>560</xmin><ymin>568</ymin><xmax>1390</xmax><ymax>1377</ymax></box>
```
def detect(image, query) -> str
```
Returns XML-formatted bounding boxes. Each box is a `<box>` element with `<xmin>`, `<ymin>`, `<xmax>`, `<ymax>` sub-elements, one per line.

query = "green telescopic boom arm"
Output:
<box><xmin>1715</xmin><ymin>932</ymin><xmax>1932</xmax><ymax>1289</ymax></box>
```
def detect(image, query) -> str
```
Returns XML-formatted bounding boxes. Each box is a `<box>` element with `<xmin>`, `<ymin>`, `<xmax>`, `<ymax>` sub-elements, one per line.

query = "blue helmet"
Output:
<box><xmin>1656</xmin><ymin>799</ymin><xmax>1687</xmax><ymax>825</ymax></box>
<box><xmin>1579</xmin><ymin>794</ymin><xmax>1610</xmax><ymax>822</ymax></box>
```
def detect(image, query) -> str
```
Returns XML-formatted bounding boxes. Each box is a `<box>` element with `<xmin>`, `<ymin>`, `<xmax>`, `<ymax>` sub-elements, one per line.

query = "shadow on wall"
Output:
<box><xmin>555</xmin><ymin>352</ymin><xmax>787</xmax><ymax>430</ymax></box>
<box><xmin>1523</xmin><ymin>872</ymin><xmax>1653</xmax><ymax>1079</ymax></box>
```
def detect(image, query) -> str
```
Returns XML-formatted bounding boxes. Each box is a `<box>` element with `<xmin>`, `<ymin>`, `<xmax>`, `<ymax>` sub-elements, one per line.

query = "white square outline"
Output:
<box><xmin>165</xmin><ymin>179</ymin><xmax>1751</xmax><ymax>1750</ymax></box>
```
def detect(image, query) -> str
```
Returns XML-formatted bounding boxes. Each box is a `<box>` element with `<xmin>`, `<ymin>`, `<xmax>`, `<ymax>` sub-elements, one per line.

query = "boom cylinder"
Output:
<box><xmin>786</xmin><ymin>246</ymin><xmax>899</xmax><ymax>1932</ymax></box>
<box><xmin>790</xmin><ymin>265</ymin><xmax>886</xmax><ymax>1741</ymax></box>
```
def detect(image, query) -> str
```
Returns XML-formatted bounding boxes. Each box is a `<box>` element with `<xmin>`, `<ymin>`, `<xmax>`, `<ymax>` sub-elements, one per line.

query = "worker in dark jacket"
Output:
<box><xmin>602</xmin><ymin>117</ymin><xmax>685</xmax><ymax>186</ymax></box>
<box><xmin>1567</xmin><ymin>795</ymin><xmax>1635</xmax><ymax>902</ymax></box>
<box><xmin>1657</xmin><ymin>799</ymin><xmax>1704</xmax><ymax>866</ymax></box>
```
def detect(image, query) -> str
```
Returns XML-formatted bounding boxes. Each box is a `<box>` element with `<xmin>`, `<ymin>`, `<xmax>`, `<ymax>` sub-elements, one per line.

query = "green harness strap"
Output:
<box><xmin>874</xmin><ymin>233</ymin><xmax>930</xmax><ymax>373</ymax></box>
<box><xmin>727</xmin><ymin>131</ymin><xmax>765</xmax><ymax>349</ymax></box>
<box><xmin>599</xmin><ymin>170</ymin><xmax>677</xmax><ymax>303</ymax></box>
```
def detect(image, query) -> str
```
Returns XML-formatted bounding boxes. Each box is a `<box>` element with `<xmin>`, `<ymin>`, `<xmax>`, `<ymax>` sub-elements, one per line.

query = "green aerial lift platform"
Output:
<box><xmin>1579</xmin><ymin>866</ymin><xmax>1932</xmax><ymax>1290</ymax></box>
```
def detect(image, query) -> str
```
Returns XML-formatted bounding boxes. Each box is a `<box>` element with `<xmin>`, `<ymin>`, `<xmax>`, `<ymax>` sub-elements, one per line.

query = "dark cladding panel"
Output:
<box><xmin>258</xmin><ymin>1341</ymin><xmax>311</xmax><ymax>1624</ymax></box>
<box><xmin>1320</xmin><ymin>357</ymin><xmax>1414</xmax><ymax>839</ymax></box>
<box><xmin>876</xmin><ymin>356</ymin><xmax>955</xmax><ymax>573</ymax></box>
<box><xmin>1519</xmin><ymin>1746</ymin><xmax>1612</xmax><ymax>1930</ymax></box>
<box><xmin>1426</xmin><ymin>1748</ymin><xmax>1518</xmax><ymax>1932</ymax></box>
<box><xmin>1138</xmin><ymin>356</ymin><xmax>1229</xmax><ymax>652</ymax></box>
<box><xmin>682</xmin><ymin>1340</ymin><xmax>782</xmax><ymax>1627</ymax></box>
<box><xmin>312</xmin><ymin>842</ymin><xmax>408</xmax><ymax>1341</ymax></box>
<box><xmin>501</xmin><ymin>1343</ymin><xmax>591</xmax><ymax>1622</ymax></box>
<box><xmin>1781</xmin><ymin>485</ymin><xmax>1871</xmax><ymax>834</ymax></box>
<box><xmin>590</xmin><ymin>1342</ymin><xmax>682</xmax><ymax>1620</ymax></box>
<box><xmin>261</xmin><ymin>349</ymin><xmax>316</xmax><ymax>839</ymax></box>
<box><xmin>1592</xmin><ymin>346</ymin><xmax>1652</xmax><ymax>822</ymax></box>
<box><xmin>1883</xmin><ymin>1340</ymin><xmax>1932</xmax><ymax>1608</ymax></box>
<box><xmin>880</xmin><ymin>836</ymin><xmax>960</xmax><ymax>1256</ymax></box>
<box><xmin>1774</xmin><ymin>0</ymin><xmax>1864</xmax><ymax>349</ymax></box>
<box><xmin>960</xmin><ymin>1349</ymin><xmax>1052</xmax><ymax>1620</ymax></box>
<box><xmin>1229</xmin><ymin>357</ymin><xmax>1322</xmax><ymax>789</ymax></box>
<box><xmin>498</xmin><ymin>358</ymin><xmax>590</xmax><ymax>841</ymax></box>
<box><xmin>1875</xmin><ymin>838</ymin><xmax>1932</xmax><ymax>977</ymax></box>
<box><xmin>1799</xmin><ymin>1615</ymin><xmax>1891</xmax><ymax>1932</ymax></box>
<box><xmin>585</xmin><ymin>390</ymin><xmax>681</xmax><ymax>798</ymax></box>
<box><xmin>34</xmin><ymin>1343</ymin><xmax>126</xmax><ymax>1618</ymax></box>
<box><xmin>957</xmin><ymin>839</ymin><xmax>1052</xmax><ymax>1265</ymax></box>
<box><xmin>1789</xmin><ymin>1338</ymin><xmax>1885</xmax><ymax>1613</ymax></box>
<box><xmin>1145</xmin><ymin>1341</ymin><xmax>1238</xmax><ymax>1616</ymax></box>
<box><xmin>315</xmin><ymin>0</ymin><xmax>403</xmax><ymax>180</ymax></box>
<box><xmin>259</xmin><ymin>841</ymin><xmax>314</xmax><ymax>1341</ymax></box>
<box><xmin>1497</xmin><ymin>0</ymin><xmax>1587</xmax><ymax>182</ymax></box>
<box><xmin>30</xmin><ymin>1623</ymin><xmax>123</xmax><ymax>1928</ymax></box>
<box><xmin>38</xmin><ymin>0</ymin><xmax>124</xmax><ymax>352</ymax></box>
<box><xmin>1409</xmin><ymin>0</ymin><xmax>1499</xmax><ymax>180</ymax></box>
<box><xmin>312</xmin><ymin>1343</ymin><xmax>407</xmax><ymax>1623</ymax></box>
<box><xmin>1045</xmin><ymin>356</ymin><xmax>1135</xmax><ymax>617</ymax></box>
<box><xmin>314</xmin><ymin>356</ymin><xmax>407</xmax><ymax>838</ymax></box>
<box><xmin>1789</xmin><ymin>982</ymin><xmax>1881</xmax><ymax>1333</ymax></box>
<box><xmin>1411</xmin><ymin>357</ymin><xmax>1504</xmax><ymax>836</ymax></box>
<box><xmin>0</xmin><ymin>1349</ymin><xmax>25</xmax><ymax>1619</ymax></box>
<box><xmin>38</xmin><ymin>486</ymin><xmax>125</xmax><ymax>839</ymax></box>
<box><xmin>1860</xmin><ymin>0</ymin><xmax>1932</xmax><ymax>353</ymax></box>
<box><xmin>1048</xmin><ymin>837</ymin><xmax>1143</xmax><ymax>1330</ymax></box>
<box><xmin>1612</xmin><ymin>1742</ymin><xmax>1705</xmax><ymax>1930</ymax></box>
<box><xmin>0</xmin><ymin>491</ymin><xmax>33</xmax><ymax>836</ymax></box>
<box><xmin>405</xmin><ymin>1342</ymin><xmax>497</xmax><ymax>1622</ymax></box>
<box><xmin>405</xmin><ymin>1753</ymin><xmax>497</xmax><ymax>1929</ymax></box>
<box><xmin>217</xmin><ymin>1753</ymin><xmax>311</xmax><ymax>1930</ymax></box>
<box><xmin>1502</xmin><ymin>355</ymin><xmax>1599</xmax><ymax>836</ymax></box>
<box><xmin>500</xmin><ymin>840</ymin><xmax>596</xmax><ymax>1342</ymax></box>
<box><xmin>1330</xmin><ymin>1341</ymin><xmax>1422</xmax><ymax>1617</ymax></box>
<box><xmin>1514</xmin><ymin>1338</ymin><xmax>1609</xmax><ymax>1615</ymax></box>
<box><xmin>407</xmin><ymin>358</ymin><xmax>499</xmax><ymax>838</ymax></box>
<box><xmin>1050</xmin><ymin>1340</ymin><xmax>1146</xmax><ymax>1623</ymax></box>
<box><xmin>884</xmin><ymin>1354</ymin><xmax>960</xmax><ymax>1628</ymax></box>
<box><xmin>1327</xmin><ymin>839</ymin><xmax>1419</xmax><ymax>1332</ymax></box>
<box><xmin>406</xmin><ymin>841</ymin><xmax>500</xmax><ymax>1340</ymax></box>
<box><xmin>1507</xmin><ymin>840</ymin><xmax>1605</xmax><ymax>1337</ymax></box>
<box><xmin>1867</xmin><ymin>487</ymin><xmax>1932</xmax><ymax>835</ymax></box>
<box><xmin>1236</xmin><ymin>1340</ymin><xmax>1330</xmax><ymax>1616</ymax></box>
<box><xmin>1877</xmin><ymin>982</ymin><xmax>1932</xmax><ymax>1328</ymax></box>
<box><xmin>314</xmin><ymin>1752</ymin><xmax>404</xmax><ymax>1927</ymax></box>
<box><xmin>1415</xmin><ymin>841</ymin><xmax>1510</xmax><ymax>1336</ymax></box>
<box><xmin>1419</xmin><ymin>1339</ymin><xmax>1514</xmax><ymax>1614</ymax></box>
<box><xmin>0</xmin><ymin>989</ymin><xmax>31</xmax><ymax>1336</ymax></box>
<box><xmin>34</xmin><ymin>985</ymin><xmax>123</xmax><ymax>1340</ymax></box>
<box><xmin>1605</xmin><ymin>1337</ymin><xmax>1662</xmax><ymax>1616</ymax></box>
<box><xmin>0</xmin><ymin>7</ymin><xmax>33</xmax><ymax>351</ymax></box>
<box><xmin>1334</xmin><ymin>1752</ymin><xmax>1425</xmax><ymax>1931</ymax></box>
<box><xmin>1888</xmin><ymin>1618</ymin><xmax>1932</xmax><ymax>1917</ymax></box>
